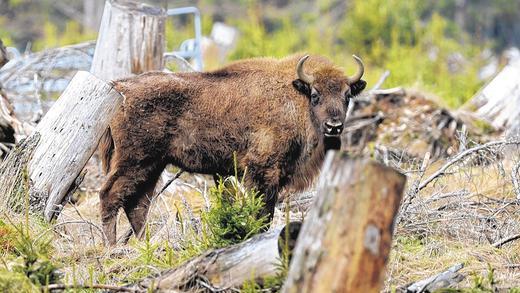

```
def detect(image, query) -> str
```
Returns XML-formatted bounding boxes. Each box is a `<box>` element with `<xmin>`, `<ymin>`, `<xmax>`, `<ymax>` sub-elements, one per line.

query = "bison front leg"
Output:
<box><xmin>244</xmin><ymin>163</ymin><xmax>281</xmax><ymax>226</ymax></box>
<box><xmin>99</xmin><ymin>161</ymin><xmax>165</xmax><ymax>245</ymax></box>
<box><xmin>122</xmin><ymin>180</ymin><xmax>157</xmax><ymax>241</ymax></box>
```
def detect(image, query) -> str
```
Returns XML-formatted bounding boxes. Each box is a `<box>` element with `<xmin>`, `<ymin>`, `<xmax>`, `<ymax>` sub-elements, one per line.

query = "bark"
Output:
<box><xmin>90</xmin><ymin>0</ymin><xmax>166</xmax><ymax>81</ymax></box>
<box><xmin>282</xmin><ymin>153</ymin><xmax>406</xmax><ymax>293</ymax></box>
<box><xmin>0</xmin><ymin>39</ymin><xmax>8</xmax><ymax>68</ymax></box>
<box><xmin>135</xmin><ymin>222</ymin><xmax>302</xmax><ymax>292</ymax></box>
<box><xmin>0</xmin><ymin>71</ymin><xmax>123</xmax><ymax>220</ymax></box>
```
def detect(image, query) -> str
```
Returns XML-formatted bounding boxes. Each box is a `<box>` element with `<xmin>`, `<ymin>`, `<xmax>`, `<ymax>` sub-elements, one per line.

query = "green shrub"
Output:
<box><xmin>201</xmin><ymin>175</ymin><xmax>268</xmax><ymax>249</ymax></box>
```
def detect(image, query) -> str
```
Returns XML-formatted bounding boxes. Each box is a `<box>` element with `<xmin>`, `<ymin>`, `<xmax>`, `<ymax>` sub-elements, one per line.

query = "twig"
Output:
<box><xmin>33</xmin><ymin>220</ymin><xmax>107</xmax><ymax>245</ymax></box>
<box><xmin>418</xmin><ymin>140</ymin><xmax>520</xmax><ymax>191</ymax></box>
<box><xmin>45</xmin><ymin>283</ymin><xmax>139</xmax><ymax>292</ymax></box>
<box><xmin>492</xmin><ymin>233</ymin><xmax>520</xmax><ymax>248</ymax></box>
<box><xmin>512</xmin><ymin>160</ymin><xmax>520</xmax><ymax>200</ymax></box>
<box><xmin>370</xmin><ymin>70</ymin><xmax>390</xmax><ymax>91</ymax></box>
<box><xmin>156</xmin><ymin>170</ymin><xmax>184</xmax><ymax>196</ymax></box>
<box><xmin>370</xmin><ymin>87</ymin><xmax>405</xmax><ymax>96</ymax></box>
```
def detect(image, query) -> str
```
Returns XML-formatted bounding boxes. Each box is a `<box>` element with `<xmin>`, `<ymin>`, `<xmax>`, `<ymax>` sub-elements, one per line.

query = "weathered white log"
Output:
<box><xmin>398</xmin><ymin>263</ymin><xmax>465</xmax><ymax>293</ymax></box>
<box><xmin>470</xmin><ymin>60</ymin><xmax>520</xmax><ymax>134</ymax></box>
<box><xmin>282</xmin><ymin>153</ymin><xmax>406</xmax><ymax>293</ymax></box>
<box><xmin>90</xmin><ymin>0</ymin><xmax>166</xmax><ymax>81</ymax></box>
<box><xmin>0</xmin><ymin>71</ymin><xmax>123</xmax><ymax>219</ymax></box>
<box><xmin>135</xmin><ymin>222</ymin><xmax>302</xmax><ymax>292</ymax></box>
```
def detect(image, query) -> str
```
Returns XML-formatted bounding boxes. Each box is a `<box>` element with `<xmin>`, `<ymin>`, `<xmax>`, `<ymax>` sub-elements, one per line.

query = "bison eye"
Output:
<box><xmin>310</xmin><ymin>92</ymin><xmax>319</xmax><ymax>105</ymax></box>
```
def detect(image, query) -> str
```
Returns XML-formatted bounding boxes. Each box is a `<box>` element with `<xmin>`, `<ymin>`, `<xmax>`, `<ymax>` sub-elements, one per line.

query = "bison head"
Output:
<box><xmin>293</xmin><ymin>55</ymin><xmax>366</xmax><ymax>140</ymax></box>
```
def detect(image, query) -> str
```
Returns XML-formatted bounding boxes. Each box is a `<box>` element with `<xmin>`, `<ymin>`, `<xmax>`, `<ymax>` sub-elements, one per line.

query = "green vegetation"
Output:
<box><xmin>162</xmin><ymin>0</ymin><xmax>487</xmax><ymax>108</ymax></box>
<box><xmin>200</xmin><ymin>175</ymin><xmax>268</xmax><ymax>248</ymax></box>
<box><xmin>0</xmin><ymin>220</ymin><xmax>61</xmax><ymax>293</ymax></box>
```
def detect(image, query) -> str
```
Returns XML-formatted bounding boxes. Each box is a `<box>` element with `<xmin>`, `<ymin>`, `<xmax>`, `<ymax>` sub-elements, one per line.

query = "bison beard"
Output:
<box><xmin>98</xmin><ymin>54</ymin><xmax>366</xmax><ymax>245</ymax></box>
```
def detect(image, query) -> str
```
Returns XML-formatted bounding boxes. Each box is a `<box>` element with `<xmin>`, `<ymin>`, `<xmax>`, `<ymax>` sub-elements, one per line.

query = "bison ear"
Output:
<box><xmin>293</xmin><ymin>79</ymin><xmax>311</xmax><ymax>96</ymax></box>
<box><xmin>350</xmin><ymin>79</ymin><xmax>367</xmax><ymax>96</ymax></box>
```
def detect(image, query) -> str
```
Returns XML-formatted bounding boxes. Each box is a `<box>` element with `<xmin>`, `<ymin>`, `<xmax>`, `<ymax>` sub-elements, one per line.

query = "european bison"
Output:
<box><xmin>99</xmin><ymin>54</ymin><xmax>366</xmax><ymax>244</ymax></box>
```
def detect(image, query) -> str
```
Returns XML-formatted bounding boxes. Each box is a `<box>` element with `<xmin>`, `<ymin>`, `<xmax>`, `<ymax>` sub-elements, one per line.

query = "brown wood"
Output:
<box><xmin>0</xmin><ymin>39</ymin><xmax>8</xmax><ymax>68</ymax></box>
<box><xmin>0</xmin><ymin>72</ymin><xmax>123</xmax><ymax>220</ymax></box>
<box><xmin>135</xmin><ymin>222</ymin><xmax>301</xmax><ymax>292</ymax></box>
<box><xmin>282</xmin><ymin>152</ymin><xmax>406</xmax><ymax>293</ymax></box>
<box><xmin>90</xmin><ymin>0</ymin><xmax>166</xmax><ymax>81</ymax></box>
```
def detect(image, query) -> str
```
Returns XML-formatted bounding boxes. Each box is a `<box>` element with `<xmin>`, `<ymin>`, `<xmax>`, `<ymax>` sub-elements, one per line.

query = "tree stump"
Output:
<box><xmin>282</xmin><ymin>153</ymin><xmax>406</xmax><ymax>293</ymax></box>
<box><xmin>90</xmin><ymin>0</ymin><xmax>166</xmax><ymax>81</ymax></box>
<box><xmin>0</xmin><ymin>71</ymin><xmax>123</xmax><ymax>220</ymax></box>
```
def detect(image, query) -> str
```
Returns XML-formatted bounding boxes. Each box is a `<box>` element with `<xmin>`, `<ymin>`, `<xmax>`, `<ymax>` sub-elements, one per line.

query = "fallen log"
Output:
<box><xmin>468</xmin><ymin>59</ymin><xmax>520</xmax><ymax>136</ymax></box>
<box><xmin>90</xmin><ymin>0</ymin><xmax>166</xmax><ymax>81</ymax></box>
<box><xmin>397</xmin><ymin>263</ymin><xmax>465</xmax><ymax>293</ymax></box>
<box><xmin>0</xmin><ymin>71</ymin><xmax>123</xmax><ymax>220</ymax></box>
<box><xmin>282</xmin><ymin>153</ymin><xmax>406</xmax><ymax>293</ymax></box>
<box><xmin>135</xmin><ymin>222</ymin><xmax>302</xmax><ymax>292</ymax></box>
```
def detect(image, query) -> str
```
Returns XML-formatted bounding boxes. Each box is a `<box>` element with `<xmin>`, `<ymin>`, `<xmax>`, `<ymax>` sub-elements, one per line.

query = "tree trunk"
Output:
<box><xmin>282</xmin><ymin>153</ymin><xmax>406</xmax><ymax>293</ymax></box>
<box><xmin>0</xmin><ymin>71</ymin><xmax>123</xmax><ymax>220</ymax></box>
<box><xmin>135</xmin><ymin>222</ymin><xmax>302</xmax><ymax>292</ymax></box>
<box><xmin>90</xmin><ymin>0</ymin><xmax>166</xmax><ymax>81</ymax></box>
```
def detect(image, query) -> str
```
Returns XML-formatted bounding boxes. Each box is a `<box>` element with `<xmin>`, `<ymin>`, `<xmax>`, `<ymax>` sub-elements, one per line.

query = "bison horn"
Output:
<box><xmin>296</xmin><ymin>55</ymin><xmax>314</xmax><ymax>84</ymax></box>
<box><xmin>347</xmin><ymin>55</ymin><xmax>364</xmax><ymax>84</ymax></box>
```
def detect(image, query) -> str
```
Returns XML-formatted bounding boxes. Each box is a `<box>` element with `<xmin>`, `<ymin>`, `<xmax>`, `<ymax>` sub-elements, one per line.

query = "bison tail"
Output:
<box><xmin>99</xmin><ymin>127</ymin><xmax>114</xmax><ymax>174</ymax></box>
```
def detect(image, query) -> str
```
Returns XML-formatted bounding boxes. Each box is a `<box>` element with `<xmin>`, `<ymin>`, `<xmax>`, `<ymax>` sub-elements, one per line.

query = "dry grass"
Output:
<box><xmin>385</xmin><ymin>140</ymin><xmax>520</xmax><ymax>291</ymax></box>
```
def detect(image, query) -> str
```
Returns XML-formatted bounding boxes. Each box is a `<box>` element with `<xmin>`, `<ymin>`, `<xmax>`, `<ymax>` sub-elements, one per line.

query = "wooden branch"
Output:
<box><xmin>492</xmin><ymin>233</ymin><xmax>520</xmax><ymax>248</ymax></box>
<box><xmin>134</xmin><ymin>222</ymin><xmax>302</xmax><ymax>292</ymax></box>
<box><xmin>398</xmin><ymin>263</ymin><xmax>465</xmax><ymax>293</ymax></box>
<box><xmin>0</xmin><ymin>71</ymin><xmax>123</xmax><ymax>220</ymax></box>
<box><xmin>282</xmin><ymin>153</ymin><xmax>406</xmax><ymax>293</ymax></box>
<box><xmin>370</xmin><ymin>70</ymin><xmax>390</xmax><ymax>91</ymax></box>
<box><xmin>417</xmin><ymin>140</ymin><xmax>520</xmax><ymax>191</ymax></box>
<box><xmin>46</xmin><ymin>283</ymin><xmax>138</xmax><ymax>292</ymax></box>
<box><xmin>512</xmin><ymin>160</ymin><xmax>520</xmax><ymax>200</ymax></box>
<box><xmin>90</xmin><ymin>0</ymin><xmax>166</xmax><ymax>81</ymax></box>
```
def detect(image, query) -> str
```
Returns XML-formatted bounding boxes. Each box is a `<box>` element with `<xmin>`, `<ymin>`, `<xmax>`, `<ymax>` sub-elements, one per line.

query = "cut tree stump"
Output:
<box><xmin>90</xmin><ymin>0</ymin><xmax>166</xmax><ymax>81</ymax></box>
<box><xmin>135</xmin><ymin>222</ymin><xmax>302</xmax><ymax>292</ymax></box>
<box><xmin>0</xmin><ymin>71</ymin><xmax>123</xmax><ymax>220</ymax></box>
<box><xmin>469</xmin><ymin>60</ymin><xmax>520</xmax><ymax>136</ymax></box>
<box><xmin>282</xmin><ymin>153</ymin><xmax>406</xmax><ymax>293</ymax></box>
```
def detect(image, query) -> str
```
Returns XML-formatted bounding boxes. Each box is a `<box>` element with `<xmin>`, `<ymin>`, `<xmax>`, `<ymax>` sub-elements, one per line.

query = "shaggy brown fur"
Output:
<box><xmin>98</xmin><ymin>54</ymin><xmax>366</xmax><ymax>244</ymax></box>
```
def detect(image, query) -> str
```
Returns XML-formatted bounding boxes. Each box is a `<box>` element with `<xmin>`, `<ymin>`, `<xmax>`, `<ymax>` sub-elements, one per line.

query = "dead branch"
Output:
<box><xmin>492</xmin><ymin>233</ymin><xmax>520</xmax><ymax>248</ymax></box>
<box><xmin>46</xmin><ymin>283</ymin><xmax>139</xmax><ymax>292</ymax></box>
<box><xmin>398</xmin><ymin>263</ymin><xmax>465</xmax><ymax>293</ymax></box>
<box><xmin>512</xmin><ymin>160</ymin><xmax>520</xmax><ymax>200</ymax></box>
<box><xmin>418</xmin><ymin>140</ymin><xmax>520</xmax><ymax>191</ymax></box>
